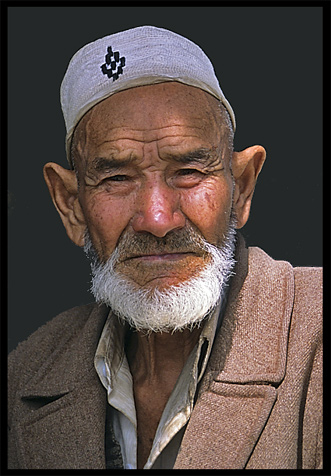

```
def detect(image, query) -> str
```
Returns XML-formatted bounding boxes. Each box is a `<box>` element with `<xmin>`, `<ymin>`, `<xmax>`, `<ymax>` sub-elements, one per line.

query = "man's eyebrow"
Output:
<box><xmin>167</xmin><ymin>148</ymin><xmax>217</xmax><ymax>164</ymax></box>
<box><xmin>88</xmin><ymin>156</ymin><xmax>133</xmax><ymax>173</ymax></box>
<box><xmin>87</xmin><ymin>148</ymin><xmax>218</xmax><ymax>172</ymax></box>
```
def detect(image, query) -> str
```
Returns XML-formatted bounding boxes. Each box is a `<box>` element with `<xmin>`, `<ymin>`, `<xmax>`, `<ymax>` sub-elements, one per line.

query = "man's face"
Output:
<box><xmin>74</xmin><ymin>82</ymin><xmax>234</xmax><ymax>292</ymax></box>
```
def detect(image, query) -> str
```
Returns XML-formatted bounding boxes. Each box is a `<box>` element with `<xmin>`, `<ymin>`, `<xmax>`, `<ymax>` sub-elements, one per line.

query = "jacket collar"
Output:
<box><xmin>210</xmin><ymin>234</ymin><xmax>295</xmax><ymax>385</ymax></box>
<box><xmin>174</xmin><ymin>235</ymin><xmax>295</xmax><ymax>469</ymax></box>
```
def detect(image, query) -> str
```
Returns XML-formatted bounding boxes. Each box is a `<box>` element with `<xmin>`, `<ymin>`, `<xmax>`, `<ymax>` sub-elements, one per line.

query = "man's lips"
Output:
<box><xmin>123</xmin><ymin>251</ymin><xmax>196</xmax><ymax>262</ymax></box>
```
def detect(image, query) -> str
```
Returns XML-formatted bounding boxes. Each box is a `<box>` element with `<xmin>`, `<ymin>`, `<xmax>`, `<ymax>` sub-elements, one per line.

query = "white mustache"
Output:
<box><xmin>107</xmin><ymin>222</ymin><xmax>210</xmax><ymax>265</ymax></box>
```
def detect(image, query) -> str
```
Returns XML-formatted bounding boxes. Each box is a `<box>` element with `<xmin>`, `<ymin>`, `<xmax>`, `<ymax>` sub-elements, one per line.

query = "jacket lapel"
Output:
<box><xmin>174</xmin><ymin>237</ymin><xmax>295</xmax><ymax>469</ymax></box>
<box><xmin>175</xmin><ymin>381</ymin><xmax>277</xmax><ymax>469</ymax></box>
<box><xmin>16</xmin><ymin>304</ymin><xmax>110</xmax><ymax>469</ymax></box>
<box><xmin>17</xmin><ymin>376</ymin><xmax>107</xmax><ymax>469</ymax></box>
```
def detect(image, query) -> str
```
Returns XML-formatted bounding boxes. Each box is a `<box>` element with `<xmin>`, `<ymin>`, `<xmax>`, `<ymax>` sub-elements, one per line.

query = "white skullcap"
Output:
<box><xmin>61</xmin><ymin>25</ymin><xmax>236</xmax><ymax>167</ymax></box>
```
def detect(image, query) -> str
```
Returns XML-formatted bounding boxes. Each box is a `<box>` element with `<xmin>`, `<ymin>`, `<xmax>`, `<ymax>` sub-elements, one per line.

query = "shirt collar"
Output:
<box><xmin>94</xmin><ymin>300</ymin><xmax>222</xmax><ymax>396</ymax></box>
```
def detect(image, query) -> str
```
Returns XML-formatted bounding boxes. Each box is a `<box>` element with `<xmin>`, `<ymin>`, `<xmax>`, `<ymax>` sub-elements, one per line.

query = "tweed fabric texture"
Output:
<box><xmin>8</xmin><ymin>237</ymin><xmax>323</xmax><ymax>469</ymax></box>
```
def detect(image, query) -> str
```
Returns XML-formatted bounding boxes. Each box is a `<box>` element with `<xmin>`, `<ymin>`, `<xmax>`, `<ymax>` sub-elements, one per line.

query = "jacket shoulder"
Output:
<box><xmin>249</xmin><ymin>246</ymin><xmax>322</xmax><ymax>321</ymax></box>
<box><xmin>292</xmin><ymin>266</ymin><xmax>323</xmax><ymax>335</ymax></box>
<box><xmin>249</xmin><ymin>246</ymin><xmax>322</xmax><ymax>294</ymax></box>
<box><xmin>9</xmin><ymin>303</ymin><xmax>97</xmax><ymax>356</ymax></box>
<box><xmin>8</xmin><ymin>303</ymin><xmax>105</xmax><ymax>392</ymax></box>
<box><xmin>293</xmin><ymin>266</ymin><xmax>322</xmax><ymax>294</ymax></box>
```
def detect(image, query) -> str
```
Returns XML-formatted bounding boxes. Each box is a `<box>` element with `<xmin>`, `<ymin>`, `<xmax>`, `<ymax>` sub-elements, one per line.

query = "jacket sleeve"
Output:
<box><xmin>8</xmin><ymin>343</ymin><xmax>27</xmax><ymax>468</ymax></box>
<box><xmin>301</xmin><ymin>313</ymin><xmax>323</xmax><ymax>469</ymax></box>
<box><xmin>294</xmin><ymin>267</ymin><xmax>323</xmax><ymax>469</ymax></box>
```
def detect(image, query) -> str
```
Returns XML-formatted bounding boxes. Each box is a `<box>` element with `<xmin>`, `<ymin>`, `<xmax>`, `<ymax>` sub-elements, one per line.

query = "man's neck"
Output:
<box><xmin>126</xmin><ymin>327</ymin><xmax>202</xmax><ymax>384</ymax></box>
<box><xmin>125</xmin><ymin>326</ymin><xmax>202</xmax><ymax>468</ymax></box>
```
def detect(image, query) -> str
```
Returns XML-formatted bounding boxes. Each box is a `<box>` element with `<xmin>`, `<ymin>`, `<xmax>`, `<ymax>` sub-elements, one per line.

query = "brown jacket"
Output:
<box><xmin>8</xmin><ymin>237</ymin><xmax>323</xmax><ymax>469</ymax></box>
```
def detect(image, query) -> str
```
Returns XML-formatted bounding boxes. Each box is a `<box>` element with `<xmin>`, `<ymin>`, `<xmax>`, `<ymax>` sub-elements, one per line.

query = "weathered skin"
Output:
<box><xmin>44</xmin><ymin>82</ymin><xmax>266</xmax><ymax>467</ymax></box>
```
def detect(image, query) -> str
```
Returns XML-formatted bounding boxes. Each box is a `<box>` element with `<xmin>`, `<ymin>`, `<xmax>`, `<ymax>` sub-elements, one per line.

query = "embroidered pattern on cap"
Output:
<box><xmin>101</xmin><ymin>46</ymin><xmax>126</xmax><ymax>81</ymax></box>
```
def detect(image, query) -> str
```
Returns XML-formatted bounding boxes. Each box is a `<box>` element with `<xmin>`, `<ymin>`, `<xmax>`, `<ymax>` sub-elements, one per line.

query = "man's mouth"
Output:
<box><xmin>124</xmin><ymin>251</ymin><xmax>196</xmax><ymax>262</ymax></box>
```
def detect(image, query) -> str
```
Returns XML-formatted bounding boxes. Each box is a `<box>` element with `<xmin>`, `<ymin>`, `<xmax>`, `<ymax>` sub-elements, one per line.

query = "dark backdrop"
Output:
<box><xmin>7</xmin><ymin>5</ymin><xmax>323</xmax><ymax>352</ymax></box>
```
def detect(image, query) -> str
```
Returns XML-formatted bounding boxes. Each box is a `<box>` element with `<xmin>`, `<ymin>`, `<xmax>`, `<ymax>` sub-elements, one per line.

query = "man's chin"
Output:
<box><xmin>120</xmin><ymin>277</ymin><xmax>190</xmax><ymax>295</ymax></box>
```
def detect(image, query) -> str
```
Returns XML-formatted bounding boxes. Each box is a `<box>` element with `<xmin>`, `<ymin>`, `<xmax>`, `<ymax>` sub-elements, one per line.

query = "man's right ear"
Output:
<box><xmin>43</xmin><ymin>162</ymin><xmax>86</xmax><ymax>247</ymax></box>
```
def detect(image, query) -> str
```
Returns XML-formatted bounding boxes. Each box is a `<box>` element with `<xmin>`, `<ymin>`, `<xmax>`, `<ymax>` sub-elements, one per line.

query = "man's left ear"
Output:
<box><xmin>231</xmin><ymin>145</ymin><xmax>266</xmax><ymax>229</ymax></box>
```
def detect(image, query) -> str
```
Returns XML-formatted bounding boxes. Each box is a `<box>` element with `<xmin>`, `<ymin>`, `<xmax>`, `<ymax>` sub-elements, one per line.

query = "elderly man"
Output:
<box><xmin>8</xmin><ymin>26</ymin><xmax>322</xmax><ymax>470</ymax></box>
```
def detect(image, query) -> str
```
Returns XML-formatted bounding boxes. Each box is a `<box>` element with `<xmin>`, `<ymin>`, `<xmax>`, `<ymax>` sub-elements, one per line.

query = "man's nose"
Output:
<box><xmin>131</xmin><ymin>180</ymin><xmax>186</xmax><ymax>237</ymax></box>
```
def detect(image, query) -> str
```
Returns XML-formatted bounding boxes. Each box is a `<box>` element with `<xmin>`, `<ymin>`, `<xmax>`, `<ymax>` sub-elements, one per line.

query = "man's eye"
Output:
<box><xmin>177</xmin><ymin>168</ymin><xmax>201</xmax><ymax>176</ymax></box>
<box><xmin>172</xmin><ymin>168</ymin><xmax>205</xmax><ymax>188</ymax></box>
<box><xmin>106</xmin><ymin>175</ymin><xmax>129</xmax><ymax>182</ymax></box>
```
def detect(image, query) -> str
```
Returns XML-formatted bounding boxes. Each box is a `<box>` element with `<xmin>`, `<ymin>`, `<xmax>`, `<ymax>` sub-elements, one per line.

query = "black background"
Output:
<box><xmin>7</xmin><ymin>5</ymin><xmax>323</xmax><ymax>352</ymax></box>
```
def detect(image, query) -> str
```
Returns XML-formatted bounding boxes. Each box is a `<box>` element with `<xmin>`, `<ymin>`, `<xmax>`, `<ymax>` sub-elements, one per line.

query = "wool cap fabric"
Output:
<box><xmin>61</xmin><ymin>25</ymin><xmax>236</xmax><ymax>167</ymax></box>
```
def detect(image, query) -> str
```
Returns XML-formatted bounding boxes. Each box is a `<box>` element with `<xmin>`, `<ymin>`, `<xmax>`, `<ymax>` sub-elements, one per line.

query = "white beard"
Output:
<box><xmin>84</xmin><ymin>219</ymin><xmax>237</xmax><ymax>333</ymax></box>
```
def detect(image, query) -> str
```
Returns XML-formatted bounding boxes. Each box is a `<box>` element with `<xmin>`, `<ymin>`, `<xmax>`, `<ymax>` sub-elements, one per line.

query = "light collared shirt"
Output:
<box><xmin>94</xmin><ymin>303</ymin><xmax>223</xmax><ymax>469</ymax></box>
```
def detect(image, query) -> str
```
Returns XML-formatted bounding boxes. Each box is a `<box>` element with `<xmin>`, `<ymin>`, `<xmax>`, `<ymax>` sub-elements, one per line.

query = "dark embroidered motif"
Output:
<box><xmin>101</xmin><ymin>46</ymin><xmax>126</xmax><ymax>81</ymax></box>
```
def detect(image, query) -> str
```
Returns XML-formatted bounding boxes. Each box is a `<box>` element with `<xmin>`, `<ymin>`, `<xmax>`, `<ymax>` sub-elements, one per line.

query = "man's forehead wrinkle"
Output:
<box><xmin>87</xmin><ymin>125</ymin><xmax>210</xmax><ymax>143</ymax></box>
<box><xmin>84</xmin><ymin>133</ymin><xmax>215</xmax><ymax>154</ymax></box>
<box><xmin>74</xmin><ymin>113</ymin><xmax>98</xmax><ymax>171</ymax></box>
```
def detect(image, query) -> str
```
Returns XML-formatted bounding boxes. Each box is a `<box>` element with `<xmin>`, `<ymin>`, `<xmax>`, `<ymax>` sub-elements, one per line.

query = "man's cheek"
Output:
<box><xmin>181</xmin><ymin>188</ymin><xmax>231</xmax><ymax>242</ymax></box>
<box><xmin>84</xmin><ymin>205</ymin><xmax>131</xmax><ymax>261</ymax></box>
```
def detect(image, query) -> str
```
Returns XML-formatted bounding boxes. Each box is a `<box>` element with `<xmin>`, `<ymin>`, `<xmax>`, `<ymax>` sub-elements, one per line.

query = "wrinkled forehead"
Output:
<box><xmin>73</xmin><ymin>82</ymin><xmax>224</xmax><ymax>151</ymax></box>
